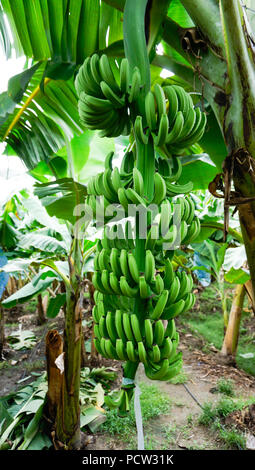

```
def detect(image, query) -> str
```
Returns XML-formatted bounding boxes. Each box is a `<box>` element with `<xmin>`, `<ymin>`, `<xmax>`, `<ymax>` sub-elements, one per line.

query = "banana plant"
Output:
<box><xmin>71</xmin><ymin>0</ymin><xmax>206</xmax><ymax>429</ymax></box>
<box><xmin>0</xmin><ymin>250</ymin><xmax>8</xmax><ymax>359</ymax></box>
<box><xmin>2</xmin><ymin>0</ymin><xmax>255</xmax><ymax>447</ymax></box>
<box><xmin>3</xmin><ymin>0</ymin><xmax>255</xmax><ymax>300</ymax></box>
<box><xmin>193</xmin><ymin>239</ymin><xmax>229</xmax><ymax>328</ymax></box>
<box><xmin>0</xmin><ymin>183</ymin><xmax>96</xmax><ymax>449</ymax></box>
<box><xmin>189</xmin><ymin>193</ymin><xmax>253</xmax><ymax>360</ymax></box>
<box><xmin>0</xmin><ymin>0</ymin><xmax>123</xmax><ymax>168</ymax></box>
<box><xmin>100</xmin><ymin>0</ymin><xmax>255</xmax><ymax>303</ymax></box>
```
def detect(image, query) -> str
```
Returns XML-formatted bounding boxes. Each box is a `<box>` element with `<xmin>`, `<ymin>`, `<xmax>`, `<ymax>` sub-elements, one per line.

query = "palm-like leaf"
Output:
<box><xmin>18</xmin><ymin>231</ymin><xmax>67</xmax><ymax>254</ymax></box>
<box><xmin>0</xmin><ymin>0</ymin><xmax>124</xmax><ymax>169</ymax></box>
<box><xmin>0</xmin><ymin>5</ymin><xmax>11</xmax><ymax>58</ymax></box>
<box><xmin>1</xmin><ymin>62</ymin><xmax>84</xmax><ymax>169</ymax></box>
<box><xmin>34</xmin><ymin>178</ymin><xmax>87</xmax><ymax>223</ymax></box>
<box><xmin>0</xmin><ymin>0</ymin><xmax>123</xmax><ymax>62</ymax></box>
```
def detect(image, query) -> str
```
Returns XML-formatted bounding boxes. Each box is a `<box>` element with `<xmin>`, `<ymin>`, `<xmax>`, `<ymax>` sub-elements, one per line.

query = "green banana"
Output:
<box><xmin>150</xmin><ymin>290</ymin><xmax>169</xmax><ymax>320</ymax></box>
<box><xmin>80</xmin><ymin>0</ymin><xmax>207</xmax><ymax>414</ymax></box>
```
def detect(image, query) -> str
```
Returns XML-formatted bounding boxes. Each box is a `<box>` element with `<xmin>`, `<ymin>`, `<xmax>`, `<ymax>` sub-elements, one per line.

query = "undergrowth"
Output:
<box><xmin>181</xmin><ymin>284</ymin><xmax>255</xmax><ymax>376</ymax></box>
<box><xmin>199</xmin><ymin>396</ymin><xmax>255</xmax><ymax>449</ymax></box>
<box><xmin>216</xmin><ymin>378</ymin><xmax>235</xmax><ymax>397</ymax></box>
<box><xmin>100</xmin><ymin>383</ymin><xmax>172</xmax><ymax>447</ymax></box>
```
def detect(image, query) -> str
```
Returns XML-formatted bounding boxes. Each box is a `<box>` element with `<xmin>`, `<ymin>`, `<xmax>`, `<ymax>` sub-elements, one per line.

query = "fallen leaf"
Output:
<box><xmin>55</xmin><ymin>352</ymin><xmax>65</xmax><ymax>374</ymax></box>
<box><xmin>239</xmin><ymin>353</ymin><xmax>254</xmax><ymax>359</ymax></box>
<box><xmin>246</xmin><ymin>433</ymin><xmax>255</xmax><ymax>450</ymax></box>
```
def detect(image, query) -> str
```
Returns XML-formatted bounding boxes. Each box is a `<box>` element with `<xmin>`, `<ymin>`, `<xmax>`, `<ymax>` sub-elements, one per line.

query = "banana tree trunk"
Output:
<box><xmin>0</xmin><ymin>306</ymin><xmax>4</xmax><ymax>360</ymax></box>
<box><xmin>181</xmin><ymin>0</ymin><xmax>255</xmax><ymax>300</ymax></box>
<box><xmin>55</xmin><ymin>287</ymin><xmax>83</xmax><ymax>449</ymax></box>
<box><xmin>37</xmin><ymin>294</ymin><xmax>47</xmax><ymax>325</ymax></box>
<box><xmin>244</xmin><ymin>279</ymin><xmax>255</xmax><ymax>311</ymax></box>
<box><xmin>221</xmin><ymin>283</ymin><xmax>245</xmax><ymax>356</ymax></box>
<box><xmin>87</xmin><ymin>272</ymin><xmax>98</xmax><ymax>360</ymax></box>
<box><xmin>45</xmin><ymin>330</ymin><xmax>63</xmax><ymax>422</ymax></box>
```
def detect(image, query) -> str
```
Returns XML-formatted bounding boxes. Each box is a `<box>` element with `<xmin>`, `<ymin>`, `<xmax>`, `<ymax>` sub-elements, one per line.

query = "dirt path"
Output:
<box><xmin>88</xmin><ymin>331</ymin><xmax>255</xmax><ymax>451</ymax></box>
<box><xmin>87</xmin><ymin>361</ymin><xmax>223</xmax><ymax>451</ymax></box>
<box><xmin>1</xmin><ymin>305</ymin><xmax>255</xmax><ymax>451</ymax></box>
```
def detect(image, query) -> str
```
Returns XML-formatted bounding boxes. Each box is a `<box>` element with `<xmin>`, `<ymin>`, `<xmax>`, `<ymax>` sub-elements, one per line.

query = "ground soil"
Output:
<box><xmin>86</xmin><ymin>328</ymin><xmax>255</xmax><ymax>451</ymax></box>
<box><xmin>1</xmin><ymin>296</ymin><xmax>255</xmax><ymax>450</ymax></box>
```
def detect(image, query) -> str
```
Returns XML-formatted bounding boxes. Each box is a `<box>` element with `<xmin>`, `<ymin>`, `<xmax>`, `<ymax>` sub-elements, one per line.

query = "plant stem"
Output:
<box><xmin>122</xmin><ymin>0</ymin><xmax>154</xmax><ymax>384</ymax></box>
<box><xmin>221</xmin><ymin>283</ymin><xmax>245</xmax><ymax>356</ymax></box>
<box><xmin>218</xmin><ymin>1</ymin><xmax>255</xmax><ymax>300</ymax></box>
<box><xmin>45</xmin><ymin>330</ymin><xmax>63</xmax><ymax>421</ymax></box>
<box><xmin>55</xmin><ymin>286</ymin><xmax>83</xmax><ymax>449</ymax></box>
<box><xmin>37</xmin><ymin>294</ymin><xmax>47</xmax><ymax>325</ymax></box>
<box><xmin>0</xmin><ymin>306</ymin><xmax>4</xmax><ymax>360</ymax></box>
<box><xmin>200</xmin><ymin>222</ymin><xmax>243</xmax><ymax>244</ymax></box>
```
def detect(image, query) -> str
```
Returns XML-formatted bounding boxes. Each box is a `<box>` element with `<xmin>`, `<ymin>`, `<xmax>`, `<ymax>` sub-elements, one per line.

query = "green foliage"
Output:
<box><xmin>34</xmin><ymin>178</ymin><xmax>87</xmax><ymax>224</ymax></box>
<box><xmin>0</xmin><ymin>366</ymin><xmax>116</xmax><ymax>450</ymax></box>
<box><xmin>0</xmin><ymin>0</ymin><xmax>123</xmax><ymax>168</ymax></box>
<box><xmin>217</xmin><ymin>426</ymin><xmax>246</xmax><ymax>450</ymax></box>
<box><xmin>163</xmin><ymin>423</ymin><xmax>177</xmax><ymax>445</ymax></box>
<box><xmin>216</xmin><ymin>378</ymin><xmax>235</xmax><ymax>397</ymax></box>
<box><xmin>200</xmin><ymin>395</ymin><xmax>255</xmax><ymax>424</ymax></box>
<box><xmin>198</xmin><ymin>396</ymin><xmax>252</xmax><ymax>450</ymax></box>
<box><xmin>2</xmin><ymin>269</ymin><xmax>59</xmax><ymax>309</ymax></box>
<box><xmin>224</xmin><ymin>267</ymin><xmax>250</xmax><ymax>285</ymax></box>
<box><xmin>199</xmin><ymin>399</ymin><xmax>236</xmax><ymax>426</ymax></box>
<box><xmin>101</xmin><ymin>383</ymin><xmax>172</xmax><ymax>442</ymax></box>
<box><xmin>0</xmin><ymin>373</ymin><xmax>49</xmax><ymax>450</ymax></box>
<box><xmin>46</xmin><ymin>293</ymin><xmax>66</xmax><ymax>318</ymax></box>
<box><xmin>168</xmin><ymin>368</ymin><xmax>189</xmax><ymax>384</ymax></box>
<box><xmin>178</xmin><ymin>154</ymin><xmax>218</xmax><ymax>191</ymax></box>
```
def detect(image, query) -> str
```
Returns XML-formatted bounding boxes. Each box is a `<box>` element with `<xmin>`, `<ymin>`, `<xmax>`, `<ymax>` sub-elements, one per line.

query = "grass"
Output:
<box><xmin>180</xmin><ymin>284</ymin><xmax>255</xmax><ymax>376</ymax></box>
<box><xmin>5</xmin><ymin>323</ymin><xmax>19</xmax><ymax>328</ymax></box>
<box><xmin>23</xmin><ymin>359</ymin><xmax>45</xmax><ymax>372</ymax></box>
<box><xmin>216</xmin><ymin>378</ymin><xmax>235</xmax><ymax>397</ymax></box>
<box><xmin>23</xmin><ymin>298</ymin><xmax>37</xmax><ymax>313</ymax></box>
<box><xmin>100</xmin><ymin>383</ymin><xmax>172</xmax><ymax>448</ymax></box>
<box><xmin>198</xmin><ymin>398</ymin><xmax>242</xmax><ymax>426</ymax></box>
<box><xmin>218</xmin><ymin>425</ymin><xmax>245</xmax><ymax>449</ymax></box>
<box><xmin>198</xmin><ymin>395</ymin><xmax>255</xmax><ymax>449</ymax></box>
<box><xmin>163</xmin><ymin>423</ymin><xmax>177</xmax><ymax>445</ymax></box>
<box><xmin>168</xmin><ymin>369</ymin><xmax>189</xmax><ymax>384</ymax></box>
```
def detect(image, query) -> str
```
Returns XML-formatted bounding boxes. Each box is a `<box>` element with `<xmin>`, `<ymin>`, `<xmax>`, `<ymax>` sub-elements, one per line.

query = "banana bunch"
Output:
<box><xmin>76</xmin><ymin>16</ymin><xmax>206</xmax><ymax>412</ymax></box>
<box><xmin>134</xmin><ymin>83</ymin><xmax>207</xmax><ymax>155</ymax></box>
<box><xmin>75</xmin><ymin>54</ymin><xmax>143</xmax><ymax>138</ymax></box>
<box><xmin>92</xmin><ymin>280</ymin><xmax>185</xmax><ymax>382</ymax></box>
<box><xmin>75</xmin><ymin>55</ymin><xmax>206</xmax><ymax>156</ymax></box>
<box><xmin>89</xmin><ymin>187</ymin><xmax>197</xmax><ymax>393</ymax></box>
<box><xmin>87</xmin><ymin>151</ymin><xmax>201</xmax><ymax>248</ymax></box>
